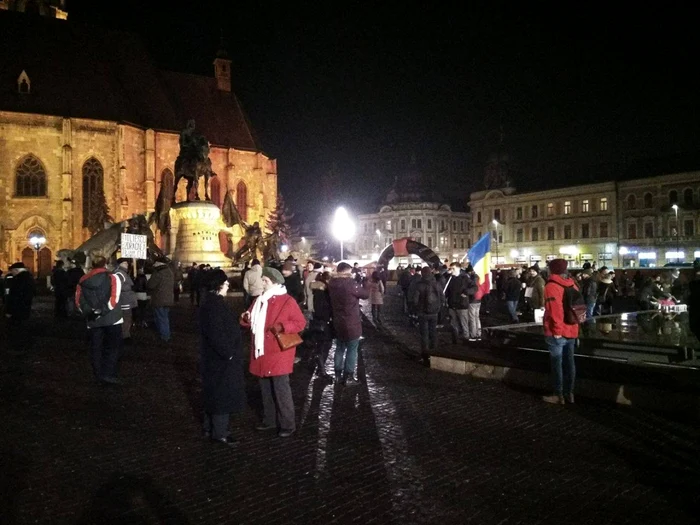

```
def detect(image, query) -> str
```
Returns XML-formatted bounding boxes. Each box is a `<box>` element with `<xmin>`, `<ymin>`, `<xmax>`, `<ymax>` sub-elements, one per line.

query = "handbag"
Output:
<box><xmin>271</xmin><ymin>296</ymin><xmax>303</xmax><ymax>351</ymax></box>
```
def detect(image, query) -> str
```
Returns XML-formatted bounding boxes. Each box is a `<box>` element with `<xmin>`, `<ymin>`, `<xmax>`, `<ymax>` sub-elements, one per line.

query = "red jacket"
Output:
<box><xmin>241</xmin><ymin>293</ymin><xmax>307</xmax><ymax>377</ymax></box>
<box><xmin>543</xmin><ymin>274</ymin><xmax>580</xmax><ymax>339</ymax></box>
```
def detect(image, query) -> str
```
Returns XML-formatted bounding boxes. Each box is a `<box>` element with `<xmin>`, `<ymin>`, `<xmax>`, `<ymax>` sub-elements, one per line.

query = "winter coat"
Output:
<box><xmin>368</xmin><ymin>280</ymin><xmax>384</xmax><ymax>305</ymax></box>
<box><xmin>304</xmin><ymin>269</ymin><xmax>322</xmax><ymax>310</ymax></box>
<box><xmin>284</xmin><ymin>272</ymin><xmax>305</xmax><ymax>303</ymax></box>
<box><xmin>114</xmin><ymin>268</ymin><xmax>137</xmax><ymax>309</ymax></box>
<box><xmin>580</xmin><ymin>277</ymin><xmax>598</xmax><ymax>304</ymax></box>
<box><xmin>409</xmin><ymin>275</ymin><xmax>445</xmax><ymax>316</ymax></box>
<box><xmin>76</xmin><ymin>268</ymin><xmax>123</xmax><ymax>328</ymax></box>
<box><xmin>66</xmin><ymin>267</ymin><xmax>85</xmax><ymax>295</ymax></box>
<box><xmin>597</xmin><ymin>278</ymin><xmax>616</xmax><ymax>308</ymax></box>
<box><xmin>242</xmin><ymin>293</ymin><xmax>307</xmax><ymax>377</ymax></box>
<box><xmin>543</xmin><ymin>274</ymin><xmax>580</xmax><ymax>339</ymax></box>
<box><xmin>310</xmin><ymin>281</ymin><xmax>333</xmax><ymax>323</ymax></box>
<box><xmin>398</xmin><ymin>270</ymin><xmax>413</xmax><ymax>292</ymax></box>
<box><xmin>445</xmin><ymin>274</ymin><xmax>470</xmax><ymax>310</ymax></box>
<box><xmin>328</xmin><ymin>273</ymin><xmax>369</xmax><ymax>341</ymax></box>
<box><xmin>52</xmin><ymin>268</ymin><xmax>70</xmax><ymax>297</ymax></box>
<box><xmin>243</xmin><ymin>264</ymin><xmax>264</xmax><ymax>297</ymax></box>
<box><xmin>504</xmin><ymin>277</ymin><xmax>522</xmax><ymax>302</ymax></box>
<box><xmin>529</xmin><ymin>274</ymin><xmax>546</xmax><ymax>309</ymax></box>
<box><xmin>199</xmin><ymin>292</ymin><xmax>245</xmax><ymax>414</ymax></box>
<box><xmin>6</xmin><ymin>270</ymin><xmax>34</xmax><ymax>320</ymax></box>
<box><xmin>147</xmin><ymin>264</ymin><xmax>174</xmax><ymax>307</ymax></box>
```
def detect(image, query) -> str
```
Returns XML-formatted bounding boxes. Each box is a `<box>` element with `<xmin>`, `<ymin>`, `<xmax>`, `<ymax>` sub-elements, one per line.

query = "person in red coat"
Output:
<box><xmin>241</xmin><ymin>266</ymin><xmax>306</xmax><ymax>438</ymax></box>
<box><xmin>542</xmin><ymin>258</ymin><xmax>579</xmax><ymax>405</ymax></box>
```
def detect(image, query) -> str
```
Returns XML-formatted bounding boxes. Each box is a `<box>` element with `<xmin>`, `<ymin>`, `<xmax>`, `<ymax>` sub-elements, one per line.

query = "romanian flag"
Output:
<box><xmin>467</xmin><ymin>233</ymin><xmax>491</xmax><ymax>300</ymax></box>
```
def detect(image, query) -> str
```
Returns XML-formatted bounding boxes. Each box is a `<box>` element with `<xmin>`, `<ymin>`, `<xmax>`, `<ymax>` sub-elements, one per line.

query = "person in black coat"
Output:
<box><xmin>5</xmin><ymin>262</ymin><xmax>35</xmax><ymax>352</ymax></box>
<box><xmin>52</xmin><ymin>260</ymin><xmax>70</xmax><ymax>318</ymax></box>
<box><xmin>308</xmin><ymin>271</ymin><xmax>334</xmax><ymax>381</ymax></box>
<box><xmin>198</xmin><ymin>270</ymin><xmax>245</xmax><ymax>447</ymax></box>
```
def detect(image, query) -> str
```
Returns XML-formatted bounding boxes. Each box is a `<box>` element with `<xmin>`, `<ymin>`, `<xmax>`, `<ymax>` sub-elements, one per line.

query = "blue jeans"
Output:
<box><xmin>152</xmin><ymin>306</ymin><xmax>171</xmax><ymax>341</ymax></box>
<box><xmin>334</xmin><ymin>338</ymin><xmax>360</xmax><ymax>375</ymax></box>
<box><xmin>545</xmin><ymin>336</ymin><xmax>576</xmax><ymax>395</ymax></box>
<box><xmin>418</xmin><ymin>314</ymin><xmax>438</xmax><ymax>356</ymax></box>
<box><xmin>585</xmin><ymin>301</ymin><xmax>596</xmax><ymax>320</ymax></box>
<box><xmin>506</xmin><ymin>300</ymin><xmax>519</xmax><ymax>322</ymax></box>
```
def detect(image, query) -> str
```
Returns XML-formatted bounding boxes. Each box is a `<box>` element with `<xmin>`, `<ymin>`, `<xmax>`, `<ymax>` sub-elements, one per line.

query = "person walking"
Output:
<box><xmin>243</xmin><ymin>259</ymin><xmax>263</xmax><ymax>308</ymax></box>
<box><xmin>199</xmin><ymin>270</ymin><xmax>245</xmax><ymax>447</ymax></box>
<box><xmin>409</xmin><ymin>267</ymin><xmax>445</xmax><ymax>367</ymax></box>
<box><xmin>241</xmin><ymin>267</ymin><xmax>306</xmax><ymax>438</ymax></box>
<box><xmin>75</xmin><ymin>256</ymin><xmax>123</xmax><ymax>384</ymax></box>
<box><xmin>5</xmin><ymin>262</ymin><xmax>35</xmax><ymax>352</ymax></box>
<box><xmin>114</xmin><ymin>259</ymin><xmax>137</xmax><ymax>342</ymax></box>
<box><xmin>368</xmin><ymin>271</ymin><xmax>385</xmax><ymax>327</ymax></box>
<box><xmin>147</xmin><ymin>258</ymin><xmax>175</xmax><ymax>342</ymax></box>
<box><xmin>327</xmin><ymin>262</ymin><xmax>370</xmax><ymax>384</ymax></box>
<box><xmin>542</xmin><ymin>258</ymin><xmax>579</xmax><ymax>405</ymax></box>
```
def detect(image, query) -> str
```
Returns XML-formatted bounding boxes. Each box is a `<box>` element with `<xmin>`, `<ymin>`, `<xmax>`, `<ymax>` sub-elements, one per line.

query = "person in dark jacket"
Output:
<box><xmin>327</xmin><ymin>262</ymin><xmax>369</xmax><ymax>384</ymax></box>
<box><xmin>579</xmin><ymin>269</ymin><xmax>598</xmax><ymax>320</ymax></box>
<box><xmin>445</xmin><ymin>263</ymin><xmax>470</xmax><ymax>344</ymax></box>
<box><xmin>147</xmin><ymin>259</ymin><xmax>175</xmax><ymax>342</ymax></box>
<box><xmin>409</xmin><ymin>267</ymin><xmax>445</xmax><ymax>366</ymax></box>
<box><xmin>52</xmin><ymin>260</ymin><xmax>70</xmax><ymax>317</ymax></box>
<box><xmin>282</xmin><ymin>261</ymin><xmax>304</xmax><ymax>304</ymax></box>
<box><xmin>398</xmin><ymin>266</ymin><xmax>415</xmax><ymax>314</ymax></box>
<box><xmin>504</xmin><ymin>269</ymin><xmax>523</xmax><ymax>323</ymax></box>
<box><xmin>308</xmin><ymin>271</ymin><xmax>334</xmax><ymax>381</ymax></box>
<box><xmin>5</xmin><ymin>262</ymin><xmax>35</xmax><ymax>352</ymax></box>
<box><xmin>199</xmin><ymin>270</ymin><xmax>245</xmax><ymax>447</ymax></box>
<box><xmin>114</xmin><ymin>259</ymin><xmax>137</xmax><ymax>341</ymax></box>
<box><xmin>75</xmin><ymin>256</ymin><xmax>123</xmax><ymax>384</ymax></box>
<box><xmin>66</xmin><ymin>262</ymin><xmax>85</xmax><ymax>316</ymax></box>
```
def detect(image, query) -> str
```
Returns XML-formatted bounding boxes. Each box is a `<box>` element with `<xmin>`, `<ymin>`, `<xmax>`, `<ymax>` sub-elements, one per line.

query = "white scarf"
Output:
<box><xmin>250</xmin><ymin>284</ymin><xmax>288</xmax><ymax>359</ymax></box>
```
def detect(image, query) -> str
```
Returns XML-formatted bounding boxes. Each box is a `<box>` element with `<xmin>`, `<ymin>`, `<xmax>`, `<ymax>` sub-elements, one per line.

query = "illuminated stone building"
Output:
<box><xmin>469</xmin><ymin>171</ymin><xmax>700</xmax><ymax>268</ymax></box>
<box><xmin>0</xmin><ymin>6</ymin><xmax>276</xmax><ymax>275</ymax></box>
<box><xmin>349</xmin><ymin>165</ymin><xmax>470</xmax><ymax>267</ymax></box>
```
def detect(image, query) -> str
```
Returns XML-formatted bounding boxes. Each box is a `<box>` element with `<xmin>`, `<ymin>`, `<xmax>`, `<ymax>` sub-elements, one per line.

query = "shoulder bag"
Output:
<box><xmin>272</xmin><ymin>297</ymin><xmax>303</xmax><ymax>351</ymax></box>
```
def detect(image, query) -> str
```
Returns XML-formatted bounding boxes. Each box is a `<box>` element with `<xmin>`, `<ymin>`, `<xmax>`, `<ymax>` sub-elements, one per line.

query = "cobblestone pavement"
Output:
<box><xmin>0</xmin><ymin>289</ymin><xmax>698</xmax><ymax>525</ymax></box>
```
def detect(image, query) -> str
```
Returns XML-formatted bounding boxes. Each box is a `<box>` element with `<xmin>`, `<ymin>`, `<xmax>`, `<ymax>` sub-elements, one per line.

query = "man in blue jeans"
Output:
<box><xmin>328</xmin><ymin>262</ymin><xmax>369</xmax><ymax>385</ymax></box>
<box><xmin>147</xmin><ymin>259</ymin><xmax>175</xmax><ymax>342</ymax></box>
<box><xmin>542</xmin><ymin>258</ymin><xmax>579</xmax><ymax>404</ymax></box>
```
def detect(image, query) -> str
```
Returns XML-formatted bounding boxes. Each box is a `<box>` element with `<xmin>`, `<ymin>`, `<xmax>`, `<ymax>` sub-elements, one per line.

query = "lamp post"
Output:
<box><xmin>672</xmin><ymin>204</ymin><xmax>680</xmax><ymax>263</ymax></box>
<box><xmin>28</xmin><ymin>232</ymin><xmax>46</xmax><ymax>276</ymax></box>
<box><xmin>332</xmin><ymin>207</ymin><xmax>355</xmax><ymax>261</ymax></box>
<box><xmin>492</xmin><ymin>219</ymin><xmax>500</xmax><ymax>266</ymax></box>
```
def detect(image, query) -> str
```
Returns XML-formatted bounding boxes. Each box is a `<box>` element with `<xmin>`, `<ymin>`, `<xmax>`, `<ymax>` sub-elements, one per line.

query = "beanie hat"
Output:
<box><xmin>549</xmin><ymin>258</ymin><xmax>568</xmax><ymax>275</ymax></box>
<box><xmin>262</xmin><ymin>266</ymin><xmax>285</xmax><ymax>284</ymax></box>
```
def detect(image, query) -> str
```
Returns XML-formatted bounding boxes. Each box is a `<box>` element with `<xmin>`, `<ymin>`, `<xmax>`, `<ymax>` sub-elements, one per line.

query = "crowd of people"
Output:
<box><xmin>2</xmin><ymin>252</ymin><xmax>699</xmax><ymax>447</ymax></box>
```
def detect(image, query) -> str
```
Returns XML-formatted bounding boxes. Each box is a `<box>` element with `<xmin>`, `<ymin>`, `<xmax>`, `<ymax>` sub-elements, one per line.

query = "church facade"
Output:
<box><xmin>0</xmin><ymin>6</ymin><xmax>276</xmax><ymax>275</ymax></box>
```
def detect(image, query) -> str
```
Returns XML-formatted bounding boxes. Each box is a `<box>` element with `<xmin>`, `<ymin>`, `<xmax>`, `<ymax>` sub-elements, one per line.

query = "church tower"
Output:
<box><xmin>0</xmin><ymin>0</ymin><xmax>68</xmax><ymax>19</ymax></box>
<box><xmin>213</xmin><ymin>41</ymin><xmax>232</xmax><ymax>93</ymax></box>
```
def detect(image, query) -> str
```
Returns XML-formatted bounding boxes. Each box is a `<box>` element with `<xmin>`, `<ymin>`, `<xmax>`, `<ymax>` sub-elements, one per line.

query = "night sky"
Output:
<box><xmin>68</xmin><ymin>1</ymin><xmax>700</xmax><ymax>219</ymax></box>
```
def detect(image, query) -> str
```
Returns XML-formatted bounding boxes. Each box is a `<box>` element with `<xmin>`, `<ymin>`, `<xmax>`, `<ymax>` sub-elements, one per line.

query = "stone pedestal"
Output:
<box><xmin>169</xmin><ymin>202</ymin><xmax>230</xmax><ymax>267</ymax></box>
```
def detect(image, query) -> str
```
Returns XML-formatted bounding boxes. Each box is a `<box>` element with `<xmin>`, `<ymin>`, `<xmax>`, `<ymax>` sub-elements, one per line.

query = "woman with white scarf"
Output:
<box><xmin>240</xmin><ymin>266</ymin><xmax>306</xmax><ymax>438</ymax></box>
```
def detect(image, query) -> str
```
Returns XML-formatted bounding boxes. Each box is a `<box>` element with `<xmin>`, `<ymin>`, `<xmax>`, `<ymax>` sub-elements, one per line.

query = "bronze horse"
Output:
<box><xmin>173</xmin><ymin>155</ymin><xmax>216</xmax><ymax>203</ymax></box>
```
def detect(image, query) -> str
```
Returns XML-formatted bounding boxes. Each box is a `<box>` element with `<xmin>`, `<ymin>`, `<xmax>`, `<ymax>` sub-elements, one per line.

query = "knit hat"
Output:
<box><xmin>549</xmin><ymin>258</ymin><xmax>568</xmax><ymax>275</ymax></box>
<box><xmin>262</xmin><ymin>266</ymin><xmax>285</xmax><ymax>284</ymax></box>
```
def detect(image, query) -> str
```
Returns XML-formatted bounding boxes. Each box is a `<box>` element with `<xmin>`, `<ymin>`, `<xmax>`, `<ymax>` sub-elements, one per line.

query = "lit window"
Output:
<box><xmin>564</xmin><ymin>201</ymin><xmax>571</xmax><ymax>215</ymax></box>
<box><xmin>600</xmin><ymin>197</ymin><xmax>608</xmax><ymax>211</ymax></box>
<box><xmin>582</xmin><ymin>199</ymin><xmax>589</xmax><ymax>212</ymax></box>
<box><xmin>386</xmin><ymin>220</ymin><xmax>392</xmax><ymax>230</ymax></box>
<box><xmin>547</xmin><ymin>203</ymin><xmax>554</xmax><ymax>216</ymax></box>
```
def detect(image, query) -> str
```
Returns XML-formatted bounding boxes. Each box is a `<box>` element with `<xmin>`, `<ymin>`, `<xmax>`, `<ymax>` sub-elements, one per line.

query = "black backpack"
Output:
<box><xmin>550</xmin><ymin>280</ymin><xmax>587</xmax><ymax>325</ymax></box>
<box><xmin>418</xmin><ymin>281</ymin><xmax>441</xmax><ymax>314</ymax></box>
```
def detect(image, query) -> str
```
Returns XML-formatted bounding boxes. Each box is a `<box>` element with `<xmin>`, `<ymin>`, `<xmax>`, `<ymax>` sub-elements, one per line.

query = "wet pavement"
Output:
<box><xmin>0</xmin><ymin>289</ymin><xmax>698</xmax><ymax>524</ymax></box>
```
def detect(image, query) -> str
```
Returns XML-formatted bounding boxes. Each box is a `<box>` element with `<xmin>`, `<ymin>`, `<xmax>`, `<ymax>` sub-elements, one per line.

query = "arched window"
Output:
<box><xmin>82</xmin><ymin>157</ymin><xmax>104</xmax><ymax>228</ymax></box>
<box><xmin>627</xmin><ymin>194</ymin><xmax>636</xmax><ymax>210</ymax></box>
<box><xmin>236</xmin><ymin>181</ymin><xmax>248</xmax><ymax>222</ymax></box>
<box><xmin>210</xmin><ymin>176</ymin><xmax>222</xmax><ymax>208</ymax></box>
<box><xmin>15</xmin><ymin>155</ymin><xmax>47</xmax><ymax>197</ymax></box>
<box><xmin>160</xmin><ymin>168</ymin><xmax>174</xmax><ymax>205</ymax></box>
<box><xmin>669</xmin><ymin>190</ymin><xmax>678</xmax><ymax>206</ymax></box>
<box><xmin>683</xmin><ymin>188</ymin><xmax>693</xmax><ymax>205</ymax></box>
<box><xmin>644</xmin><ymin>192</ymin><xmax>653</xmax><ymax>208</ymax></box>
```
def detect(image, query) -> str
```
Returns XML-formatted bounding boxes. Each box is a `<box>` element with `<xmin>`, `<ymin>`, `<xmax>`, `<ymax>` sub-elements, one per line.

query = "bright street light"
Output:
<box><xmin>332</xmin><ymin>207</ymin><xmax>355</xmax><ymax>260</ymax></box>
<box><xmin>672</xmin><ymin>204</ymin><xmax>680</xmax><ymax>262</ymax></box>
<box><xmin>29</xmin><ymin>233</ymin><xmax>46</xmax><ymax>251</ymax></box>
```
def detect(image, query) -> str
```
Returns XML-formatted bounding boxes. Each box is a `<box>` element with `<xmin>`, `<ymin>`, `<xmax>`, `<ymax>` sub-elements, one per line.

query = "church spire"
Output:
<box><xmin>213</xmin><ymin>31</ymin><xmax>231</xmax><ymax>92</ymax></box>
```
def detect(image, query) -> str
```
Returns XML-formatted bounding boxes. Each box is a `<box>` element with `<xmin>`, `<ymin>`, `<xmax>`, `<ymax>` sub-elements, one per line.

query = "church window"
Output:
<box><xmin>386</xmin><ymin>220</ymin><xmax>392</xmax><ymax>230</ymax></box>
<box><xmin>210</xmin><ymin>176</ymin><xmax>222</xmax><ymax>208</ymax></box>
<box><xmin>441</xmin><ymin>220</ymin><xmax>446</xmax><ymax>231</ymax></box>
<box><xmin>236</xmin><ymin>181</ymin><xmax>248</xmax><ymax>222</ymax></box>
<box><xmin>453</xmin><ymin>221</ymin><xmax>457</xmax><ymax>231</ymax></box>
<box><xmin>17</xmin><ymin>70</ymin><xmax>31</xmax><ymax>94</ymax></box>
<box><xmin>82</xmin><ymin>157</ymin><xmax>104</xmax><ymax>228</ymax></box>
<box><xmin>460</xmin><ymin>221</ymin><xmax>464</xmax><ymax>232</ymax></box>
<box><xmin>15</xmin><ymin>154</ymin><xmax>47</xmax><ymax>197</ymax></box>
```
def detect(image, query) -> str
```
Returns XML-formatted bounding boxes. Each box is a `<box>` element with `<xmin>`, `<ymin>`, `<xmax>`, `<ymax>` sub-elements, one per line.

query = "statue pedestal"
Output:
<box><xmin>169</xmin><ymin>202</ymin><xmax>230</xmax><ymax>267</ymax></box>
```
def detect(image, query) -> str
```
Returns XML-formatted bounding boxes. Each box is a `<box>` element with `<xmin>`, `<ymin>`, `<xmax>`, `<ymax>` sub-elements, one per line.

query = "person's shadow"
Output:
<box><xmin>77</xmin><ymin>473</ymin><xmax>189</xmax><ymax>525</ymax></box>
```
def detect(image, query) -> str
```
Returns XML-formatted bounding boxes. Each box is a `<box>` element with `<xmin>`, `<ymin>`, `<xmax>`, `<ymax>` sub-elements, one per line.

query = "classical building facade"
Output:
<box><xmin>0</xmin><ymin>7</ymin><xmax>276</xmax><ymax>274</ymax></box>
<box><xmin>468</xmin><ymin>172</ymin><xmax>700</xmax><ymax>268</ymax></box>
<box><xmin>348</xmin><ymin>167</ymin><xmax>470</xmax><ymax>267</ymax></box>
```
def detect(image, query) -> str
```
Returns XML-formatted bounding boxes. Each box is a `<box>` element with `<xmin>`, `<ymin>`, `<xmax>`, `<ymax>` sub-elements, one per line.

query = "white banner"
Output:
<box><xmin>120</xmin><ymin>233</ymin><xmax>147</xmax><ymax>259</ymax></box>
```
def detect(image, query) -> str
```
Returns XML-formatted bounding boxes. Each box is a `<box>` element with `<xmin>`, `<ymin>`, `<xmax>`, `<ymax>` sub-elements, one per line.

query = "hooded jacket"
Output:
<box><xmin>76</xmin><ymin>268</ymin><xmax>122</xmax><ymax>328</ymax></box>
<box><xmin>543</xmin><ymin>273</ymin><xmax>579</xmax><ymax>339</ymax></box>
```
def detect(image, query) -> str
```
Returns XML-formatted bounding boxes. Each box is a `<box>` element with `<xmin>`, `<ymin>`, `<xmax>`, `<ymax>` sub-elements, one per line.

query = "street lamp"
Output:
<box><xmin>492</xmin><ymin>219</ymin><xmax>500</xmax><ymax>265</ymax></box>
<box><xmin>375</xmin><ymin>229</ymin><xmax>381</xmax><ymax>248</ymax></box>
<box><xmin>332</xmin><ymin>206</ymin><xmax>355</xmax><ymax>261</ymax></box>
<box><xmin>29</xmin><ymin>233</ymin><xmax>46</xmax><ymax>251</ymax></box>
<box><xmin>672</xmin><ymin>204</ymin><xmax>680</xmax><ymax>263</ymax></box>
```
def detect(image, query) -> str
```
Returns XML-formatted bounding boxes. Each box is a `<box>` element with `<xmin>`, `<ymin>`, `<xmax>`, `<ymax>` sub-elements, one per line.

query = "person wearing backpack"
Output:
<box><xmin>409</xmin><ymin>267</ymin><xmax>445</xmax><ymax>367</ymax></box>
<box><xmin>75</xmin><ymin>256</ymin><xmax>123</xmax><ymax>385</ymax></box>
<box><xmin>542</xmin><ymin>258</ymin><xmax>579</xmax><ymax>405</ymax></box>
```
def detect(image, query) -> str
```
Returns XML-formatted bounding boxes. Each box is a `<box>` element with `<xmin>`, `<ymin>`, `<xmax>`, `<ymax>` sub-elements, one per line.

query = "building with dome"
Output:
<box><xmin>347</xmin><ymin>165</ymin><xmax>470</xmax><ymax>267</ymax></box>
